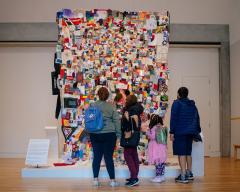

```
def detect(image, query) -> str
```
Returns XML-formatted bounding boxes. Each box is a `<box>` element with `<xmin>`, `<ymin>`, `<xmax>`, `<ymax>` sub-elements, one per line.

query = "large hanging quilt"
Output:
<box><xmin>54</xmin><ymin>9</ymin><xmax>170</xmax><ymax>164</ymax></box>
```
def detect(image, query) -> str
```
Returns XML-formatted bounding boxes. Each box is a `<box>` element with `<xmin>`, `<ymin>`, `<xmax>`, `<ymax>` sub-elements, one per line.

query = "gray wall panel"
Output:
<box><xmin>0</xmin><ymin>23</ymin><xmax>57</xmax><ymax>42</ymax></box>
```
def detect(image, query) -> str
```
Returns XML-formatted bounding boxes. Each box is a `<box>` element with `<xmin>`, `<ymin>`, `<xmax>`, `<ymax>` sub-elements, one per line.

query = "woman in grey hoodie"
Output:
<box><xmin>89</xmin><ymin>87</ymin><xmax>121</xmax><ymax>187</ymax></box>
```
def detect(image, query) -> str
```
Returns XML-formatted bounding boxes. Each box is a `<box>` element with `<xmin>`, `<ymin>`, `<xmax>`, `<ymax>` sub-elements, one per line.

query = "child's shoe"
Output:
<box><xmin>151</xmin><ymin>176</ymin><xmax>166</xmax><ymax>183</ymax></box>
<box><xmin>160</xmin><ymin>175</ymin><xmax>166</xmax><ymax>182</ymax></box>
<box><xmin>175</xmin><ymin>174</ymin><xmax>189</xmax><ymax>184</ymax></box>
<box><xmin>186</xmin><ymin>170</ymin><xmax>194</xmax><ymax>180</ymax></box>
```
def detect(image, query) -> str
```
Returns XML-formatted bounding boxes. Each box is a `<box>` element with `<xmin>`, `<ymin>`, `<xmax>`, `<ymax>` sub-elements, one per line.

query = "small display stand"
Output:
<box><xmin>25</xmin><ymin>139</ymin><xmax>50</xmax><ymax>167</ymax></box>
<box><xmin>192</xmin><ymin>133</ymin><xmax>204</xmax><ymax>176</ymax></box>
<box><xmin>45</xmin><ymin>126</ymin><xmax>59</xmax><ymax>160</ymax></box>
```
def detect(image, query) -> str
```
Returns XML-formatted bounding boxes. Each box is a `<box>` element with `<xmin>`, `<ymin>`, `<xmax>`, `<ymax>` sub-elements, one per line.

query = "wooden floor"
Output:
<box><xmin>0</xmin><ymin>158</ymin><xmax>240</xmax><ymax>192</ymax></box>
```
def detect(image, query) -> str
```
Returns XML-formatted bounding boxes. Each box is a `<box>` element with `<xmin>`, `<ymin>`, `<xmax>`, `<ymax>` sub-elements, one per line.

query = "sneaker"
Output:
<box><xmin>126</xmin><ymin>178</ymin><xmax>139</xmax><ymax>187</ymax></box>
<box><xmin>125</xmin><ymin>178</ymin><xmax>131</xmax><ymax>182</ymax></box>
<box><xmin>151</xmin><ymin>176</ymin><xmax>166</xmax><ymax>183</ymax></box>
<box><xmin>186</xmin><ymin>171</ymin><xmax>194</xmax><ymax>180</ymax></box>
<box><xmin>175</xmin><ymin>174</ymin><xmax>189</xmax><ymax>184</ymax></box>
<box><xmin>125</xmin><ymin>179</ymin><xmax>132</xmax><ymax>186</ymax></box>
<box><xmin>92</xmin><ymin>180</ymin><xmax>100</xmax><ymax>187</ymax></box>
<box><xmin>109</xmin><ymin>181</ymin><xmax>119</xmax><ymax>187</ymax></box>
<box><xmin>160</xmin><ymin>176</ymin><xmax>166</xmax><ymax>182</ymax></box>
<box><xmin>151</xmin><ymin>176</ymin><xmax>161</xmax><ymax>183</ymax></box>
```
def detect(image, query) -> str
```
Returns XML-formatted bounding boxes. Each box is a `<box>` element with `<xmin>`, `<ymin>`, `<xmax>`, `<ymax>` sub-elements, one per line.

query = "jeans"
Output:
<box><xmin>90</xmin><ymin>132</ymin><xmax>117</xmax><ymax>179</ymax></box>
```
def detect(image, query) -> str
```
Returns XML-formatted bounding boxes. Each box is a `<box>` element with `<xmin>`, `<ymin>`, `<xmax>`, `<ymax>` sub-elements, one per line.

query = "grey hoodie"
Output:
<box><xmin>94</xmin><ymin>100</ymin><xmax>121</xmax><ymax>138</ymax></box>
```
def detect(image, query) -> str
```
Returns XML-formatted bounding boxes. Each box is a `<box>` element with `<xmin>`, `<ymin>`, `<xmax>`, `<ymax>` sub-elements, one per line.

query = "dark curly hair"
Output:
<box><xmin>149</xmin><ymin>114</ymin><xmax>163</xmax><ymax>129</ymax></box>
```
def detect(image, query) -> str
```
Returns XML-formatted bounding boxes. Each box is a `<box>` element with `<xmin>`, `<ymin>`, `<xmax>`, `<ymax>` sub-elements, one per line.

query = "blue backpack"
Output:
<box><xmin>84</xmin><ymin>104</ymin><xmax>104</xmax><ymax>133</ymax></box>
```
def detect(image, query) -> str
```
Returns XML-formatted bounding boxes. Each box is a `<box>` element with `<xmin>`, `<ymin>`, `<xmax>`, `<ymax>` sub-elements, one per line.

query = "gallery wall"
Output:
<box><xmin>0</xmin><ymin>47</ymin><xmax>58</xmax><ymax>157</ymax></box>
<box><xmin>0</xmin><ymin>46</ymin><xmax>220</xmax><ymax>157</ymax></box>
<box><xmin>0</xmin><ymin>0</ymin><xmax>233</xmax><ymax>24</ymax></box>
<box><xmin>0</xmin><ymin>0</ymin><xmax>239</xmax><ymax>157</ymax></box>
<box><xmin>230</xmin><ymin>0</ymin><xmax>240</xmax><ymax>157</ymax></box>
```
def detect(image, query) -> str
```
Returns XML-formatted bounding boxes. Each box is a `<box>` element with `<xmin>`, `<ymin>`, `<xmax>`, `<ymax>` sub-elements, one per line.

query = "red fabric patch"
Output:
<box><xmin>53</xmin><ymin>162</ymin><xmax>76</xmax><ymax>166</ymax></box>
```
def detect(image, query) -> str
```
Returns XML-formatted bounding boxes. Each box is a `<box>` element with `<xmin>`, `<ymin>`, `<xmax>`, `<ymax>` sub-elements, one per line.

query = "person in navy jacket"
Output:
<box><xmin>170</xmin><ymin>87</ymin><xmax>201</xmax><ymax>183</ymax></box>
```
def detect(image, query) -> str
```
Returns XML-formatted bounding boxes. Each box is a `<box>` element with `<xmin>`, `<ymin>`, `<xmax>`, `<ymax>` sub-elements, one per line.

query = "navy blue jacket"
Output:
<box><xmin>170</xmin><ymin>98</ymin><xmax>201</xmax><ymax>135</ymax></box>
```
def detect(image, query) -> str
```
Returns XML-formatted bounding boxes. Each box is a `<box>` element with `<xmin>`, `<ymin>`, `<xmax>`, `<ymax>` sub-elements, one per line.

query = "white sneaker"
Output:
<box><xmin>151</xmin><ymin>176</ymin><xmax>165</xmax><ymax>183</ymax></box>
<box><xmin>151</xmin><ymin>176</ymin><xmax>162</xmax><ymax>183</ymax></box>
<box><xmin>109</xmin><ymin>181</ymin><xmax>119</xmax><ymax>187</ymax></box>
<box><xmin>159</xmin><ymin>176</ymin><xmax>166</xmax><ymax>182</ymax></box>
<box><xmin>92</xmin><ymin>180</ymin><xmax>100</xmax><ymax>187</ymax></box>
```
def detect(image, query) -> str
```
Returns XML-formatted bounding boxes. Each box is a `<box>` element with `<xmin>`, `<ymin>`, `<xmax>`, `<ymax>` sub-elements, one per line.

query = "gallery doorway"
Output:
<box><xmin>167</xmin><ymin>47</ymin><xmax>220</xmax><ymax>157</ymax></box>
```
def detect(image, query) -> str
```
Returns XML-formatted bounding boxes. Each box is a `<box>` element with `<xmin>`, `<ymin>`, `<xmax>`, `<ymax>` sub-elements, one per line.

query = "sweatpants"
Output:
<box><xmin>90</xmin><ymin>132</ymin><xmax>117</xmax><ymax>179</ymax></box>
<box><xmin>155</xmin><ymin>163</ymin><xmax>165</xmax><ymax>176</ymax></box>
<box><xmin>124</xmin><ymin>146</ymin><xmax>139</xmax><ymax>179</ymax></box>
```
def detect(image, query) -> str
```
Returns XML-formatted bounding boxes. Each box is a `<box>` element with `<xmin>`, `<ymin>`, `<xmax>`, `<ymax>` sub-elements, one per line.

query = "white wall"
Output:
<box><xmin>0</xmin><ymin>46</ymin><xmax>220</xmax><ymax>158</ymax></box>
<box><xmin>230</xmin><ymin>0</ymin><xmax>240</xmax><ymax>156</ymax></box>
<box><xmin>0</xmin><ymin>47</ymin><xmax>58</xmax><ymax>157</ymax></box>
<box><xmin>0</xmin><ymin>0</ymin><xmax>239</xmax><ymax>157</ymax></box>
<box><xmin>0</xmin><ymin>0</ymin><xmax>232</xmax><ymax>24</ymax></box>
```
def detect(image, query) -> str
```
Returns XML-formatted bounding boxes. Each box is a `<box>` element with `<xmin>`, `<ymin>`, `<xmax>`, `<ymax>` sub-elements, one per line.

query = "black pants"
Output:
<box><xmin>90</xmin><ymin>132</ymin><xmax>117</xmax><ymax>179</ymax></box>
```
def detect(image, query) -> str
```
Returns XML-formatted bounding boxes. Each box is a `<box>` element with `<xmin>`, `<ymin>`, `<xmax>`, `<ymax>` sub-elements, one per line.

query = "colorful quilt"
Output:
<box><xmin>54</xmin><ymin>9</ymin><xmax>170</xmax><ymax>163</ymax></box>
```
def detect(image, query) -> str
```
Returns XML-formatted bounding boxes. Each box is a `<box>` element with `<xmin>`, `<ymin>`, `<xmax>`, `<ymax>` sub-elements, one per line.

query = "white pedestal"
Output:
<box><xmin>21</xmin><ymin>162</ymin><xmax>180</xmax><ymax>178</ymax></box>
<box><xmin>26</xmin><ymin>129</ymin><xmax>204</xmax><ymax>178</ymax></box>
<box><xmin>192</xmin><ymin>134</ymin><xmax>204</xmax><ymax>176</ymax></box>
<box><xmin>45</xmin><ymin>126</ymin><xmax>59</xmax><ymax>160</ymax></box>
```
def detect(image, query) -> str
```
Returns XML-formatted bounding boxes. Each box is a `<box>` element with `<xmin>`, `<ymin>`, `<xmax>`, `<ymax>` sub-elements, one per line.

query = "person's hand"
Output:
<box><xmin>170</xmin><ymin>134</ymin><xmax>174</xmax><ymax>141</ymax></box>
<box><xmin>124</xmin><ymin>111</ymin><xmax>129</xmax><ymax>120</ymax></box>
<box><xmin>116</xmin><ymin>138</ymin><xmax>120</xmax><ymax>146</ymax></box>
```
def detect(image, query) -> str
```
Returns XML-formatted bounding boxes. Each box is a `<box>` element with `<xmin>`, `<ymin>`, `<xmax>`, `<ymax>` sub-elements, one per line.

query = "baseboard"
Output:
<box><xmin>209</xmin><ymin>151</ymin><xmax>221</xmax><ymax>157</ymax></box>
<box><xmin>0</xmin><ymin>152</ymin><xmax>26</xmax><ymax>158</ymax></box>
